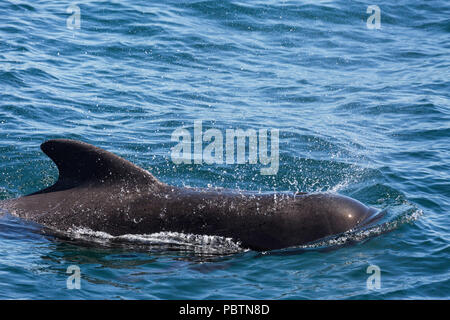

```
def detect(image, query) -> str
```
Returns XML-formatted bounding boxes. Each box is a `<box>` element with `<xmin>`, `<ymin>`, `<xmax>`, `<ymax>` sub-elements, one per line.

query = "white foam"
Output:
<box><xmin>300</xmin><ymin>208</ymin><xmax>423</xmax><ymax>249</ymax></box>
<box><xmin>65</xmin><ymin>227</ymin><xmax>245</xmax><ymax>254</ymax></box>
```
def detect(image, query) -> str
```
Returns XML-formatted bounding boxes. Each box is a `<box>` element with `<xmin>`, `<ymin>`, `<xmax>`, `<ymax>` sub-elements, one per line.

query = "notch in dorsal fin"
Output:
<box><xmin>29</xmin><ymin>139</ymin><xmax>160</xmax><ymax>195</ymax></box>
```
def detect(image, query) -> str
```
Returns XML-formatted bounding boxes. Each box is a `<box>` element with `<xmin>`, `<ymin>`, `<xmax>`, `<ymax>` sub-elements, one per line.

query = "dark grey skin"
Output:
<box><xmin>0</xmin><ymin>139</ymin><xmax>383</xmax><ymax>251</ymax></box>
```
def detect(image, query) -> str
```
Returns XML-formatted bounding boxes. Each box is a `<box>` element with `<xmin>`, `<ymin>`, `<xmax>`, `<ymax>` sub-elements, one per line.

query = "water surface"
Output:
<box><xmin>0</xmin><ymin>0</ymin><xmax>449</xmax><ymax>299</ymax></box>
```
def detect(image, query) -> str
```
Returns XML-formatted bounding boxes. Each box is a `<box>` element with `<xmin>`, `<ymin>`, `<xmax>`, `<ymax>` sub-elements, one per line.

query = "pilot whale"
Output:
<box><xmin>0</xmin><ymin>139</ymin><xmax>383</xmax><ymax>251</ymax></box>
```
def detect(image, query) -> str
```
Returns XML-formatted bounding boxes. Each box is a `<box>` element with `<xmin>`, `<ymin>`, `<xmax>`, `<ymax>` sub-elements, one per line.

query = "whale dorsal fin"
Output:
<box><xmin>30</xmin><ymin>139</ymin><xmax>160</xmax><ymax>195</ymax></box>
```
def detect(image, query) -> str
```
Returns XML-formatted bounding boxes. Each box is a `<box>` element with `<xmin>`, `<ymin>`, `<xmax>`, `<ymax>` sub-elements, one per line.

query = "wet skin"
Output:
<box><xmin>0</xmin><ymin>140</ymin><xmax>382</xmax><ymax>251</ymax></box>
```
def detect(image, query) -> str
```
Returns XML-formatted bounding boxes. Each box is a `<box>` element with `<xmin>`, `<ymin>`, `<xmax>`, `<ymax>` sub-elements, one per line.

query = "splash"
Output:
<box><xmin>300</xmin><ymin>207</ymin><xmax>422</xmax><ymax>249</ymax></box>
<box><xmin>64</xmin><ymin>227</ymin><xmax>246</xmax><ymax>255</ymax></box>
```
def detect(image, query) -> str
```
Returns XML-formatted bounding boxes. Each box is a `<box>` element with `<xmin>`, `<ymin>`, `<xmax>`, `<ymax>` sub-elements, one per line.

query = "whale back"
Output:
<box><xmin>0</xmin><ymin>139</ymin><xmax>384</xmax><ymax>251</ymax></box>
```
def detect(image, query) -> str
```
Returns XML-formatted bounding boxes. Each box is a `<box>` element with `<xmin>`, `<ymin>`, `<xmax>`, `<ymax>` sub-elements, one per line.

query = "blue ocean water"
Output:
<box><xmin>0</xmin><ymin>0</ymin><xmax>449</xmax><ymax>299</ymax></box>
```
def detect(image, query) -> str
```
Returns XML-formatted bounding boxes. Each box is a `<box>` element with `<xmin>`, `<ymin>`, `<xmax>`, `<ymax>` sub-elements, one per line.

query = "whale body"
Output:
<box><xmin>0</xmin><ymin>139</ymin><xmax>383</xmax><ymax>251</ymax></box>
